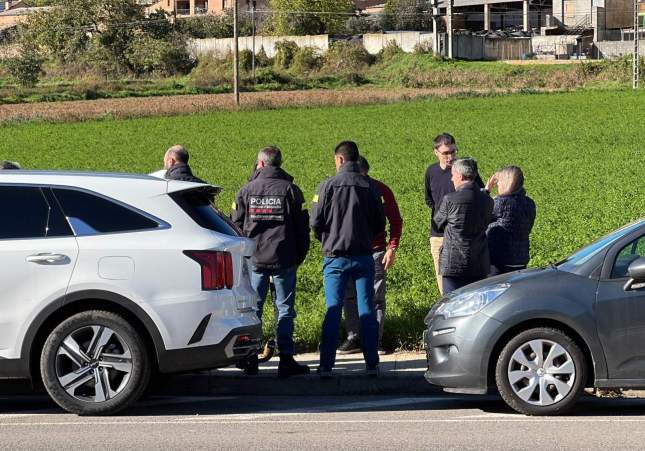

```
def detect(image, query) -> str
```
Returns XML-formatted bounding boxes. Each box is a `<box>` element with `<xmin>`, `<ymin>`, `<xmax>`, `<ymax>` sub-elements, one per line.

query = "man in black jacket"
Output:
<box><xmin>163</xmin><ymin>145</ymin><xmax>206</xmax><ymax>184</ymax></box>
<box><xmin>435</xmin><ymin>158</ymin><xmax>494</xmax><ymax>294</ymax></box>
<box><xmin>311</xmin><ymin>141</ymin><xmax>386</xmax><ymax>377</ymax></box>
<box><xmin>232</xmin><ymin>146</ymin><xmax>310</xmax><ymax>378</ymax></box>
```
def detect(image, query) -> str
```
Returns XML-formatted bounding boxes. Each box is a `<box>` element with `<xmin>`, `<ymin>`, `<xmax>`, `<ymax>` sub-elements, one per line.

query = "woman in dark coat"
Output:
<box><xmin>486</xmin><ymin>166</ymin><xmax>536</xmax><ymax>275</ymax></box>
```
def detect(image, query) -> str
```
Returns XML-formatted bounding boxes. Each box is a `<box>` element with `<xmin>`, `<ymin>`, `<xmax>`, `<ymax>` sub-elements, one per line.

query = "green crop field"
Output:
<box><xmin>1</xmin><ymin>88</ymin><xmax>644</xmax><ymax>351</ymax></box>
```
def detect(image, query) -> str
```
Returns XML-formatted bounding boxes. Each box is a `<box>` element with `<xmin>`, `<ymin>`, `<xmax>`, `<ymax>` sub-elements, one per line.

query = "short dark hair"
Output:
<box><xmin>357</xmin><ymin>155</ymin><xmax>370</xmax><ymax>174</ymax></box>
<box><xmin>258</xmin><ymin>146</ymin><xmax>282</xmax><ymax>167</ymax></box>
<box><xmin>1</xmin><ymin>160</ymin><xmax>21</xmax><ymax>170</ymax></box>
<box><xmin>334</xmin><ymin>141</ymin><xmax>359</xmax><ymax>162</ymax></box>
<box><xmin>167</xmin><ymin>145</ymin><xmax>189</xmax><ymax>164</ymax></box>
<box><xmin>433</xmin><ymin>133</ymin><xmax>456</xmax><ymax>150</ymax></box>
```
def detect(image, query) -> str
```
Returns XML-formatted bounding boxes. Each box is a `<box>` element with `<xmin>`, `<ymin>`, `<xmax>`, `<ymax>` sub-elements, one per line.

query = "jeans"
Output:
<box><xmin>250</xmin><ymin>265</ymin><xmax>297</xmax><ymax>356</ymax></box>
<box><xmin>343</xmin><ymin>251</ymin><xmax>386</xmax><ymax>346</ymax></box>
<box><xmin>442</xmin><ymin>276</ymin><xmax>481</xmax><ymax>295</ymax></box>
<box><xmin>320</xmin><ymin>255</ymin><xmax>379</xmax><ymax>370</ymax></box>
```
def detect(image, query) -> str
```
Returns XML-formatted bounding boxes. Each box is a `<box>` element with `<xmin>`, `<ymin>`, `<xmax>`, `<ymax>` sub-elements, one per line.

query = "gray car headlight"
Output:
<box><xmin>434</xmin><ymin>284</ymin><xmax>510</xmax><ymax>319</ymax></box>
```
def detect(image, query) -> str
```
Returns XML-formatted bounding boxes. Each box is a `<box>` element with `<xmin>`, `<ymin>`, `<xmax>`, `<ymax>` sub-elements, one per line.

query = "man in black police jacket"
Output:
<box><xmin>232</xmin><ymin>146</ymin><xmax>310</xmax><ymax>378</ymax></box>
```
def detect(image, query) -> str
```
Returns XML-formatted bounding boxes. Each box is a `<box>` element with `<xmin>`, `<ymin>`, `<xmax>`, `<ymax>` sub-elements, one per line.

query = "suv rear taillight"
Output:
<box><xmin>184</xmin><ymin>250</ymin><xmax>234</xmax><ymax>290</ymax></box>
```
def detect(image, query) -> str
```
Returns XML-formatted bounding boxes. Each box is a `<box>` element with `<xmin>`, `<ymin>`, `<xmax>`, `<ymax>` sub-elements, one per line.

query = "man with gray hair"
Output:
<box><xmin>434</xmin><ymin>158</ymin><xmax>494</xmax><ymax>294</ymax></box>
<box><xmin>163</xmin><ymin>145</ymin><xmax>206</xmax><ymax>184</ymax></box>
<box><xmin>232</xmin><ymin>146</ymin><xmax>311</xmax><ymax>378</ymax></box>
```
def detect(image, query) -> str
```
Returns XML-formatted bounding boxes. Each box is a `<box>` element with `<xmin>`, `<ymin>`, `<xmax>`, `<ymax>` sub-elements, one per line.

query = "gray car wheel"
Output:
<box><xmin>41</xmin><ymin>310</ymin><xmax>150</xmax><ymax>416</ymax></box>
<box><xmin>495</xmin><ymin>327</ymin><xmax>586</xmax><ymax>416</ymax></box>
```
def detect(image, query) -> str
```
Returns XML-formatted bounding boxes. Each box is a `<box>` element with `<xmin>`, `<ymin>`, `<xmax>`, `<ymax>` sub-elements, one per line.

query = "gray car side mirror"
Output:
<box><xmin>624</xmin><ymin>257</ymin><xmax>645</xmax><ymax>291</ymax></box>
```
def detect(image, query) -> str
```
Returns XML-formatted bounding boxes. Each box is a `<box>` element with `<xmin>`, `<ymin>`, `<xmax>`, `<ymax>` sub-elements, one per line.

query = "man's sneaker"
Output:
<box><xmin>337</xmin><ymin>338</ymin><xmax>361</xmax><ymax>355</ymax></box>
<box><xmin>366</xmin><ymin>365</ymin><xmax>380</xmax><ymax>378</ymax></box>
<box><xmin>317</xmin><ymin>366</ymin><xmax>333</xmax><ymax>379</ymax></box>
<box><xmin>277</xmin><ymin>355</ymin><xmax>310</xmax><ymax>379</ymax></box>
<box><xmin>236</xmin><ymin>354</ymin><xmax>259</xmax><ymax>376</ymax></box>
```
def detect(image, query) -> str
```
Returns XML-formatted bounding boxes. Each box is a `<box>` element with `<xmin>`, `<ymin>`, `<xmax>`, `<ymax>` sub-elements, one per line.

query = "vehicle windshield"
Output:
<box><xmin>557</xmin><ymin>219</ymin><xmax>645</xmax><ymax>273</ymax></box>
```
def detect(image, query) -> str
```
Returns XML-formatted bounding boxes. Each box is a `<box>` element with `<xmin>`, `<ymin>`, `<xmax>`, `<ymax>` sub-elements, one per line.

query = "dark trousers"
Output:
<box><xmin>442</xmin><ymin>276</ymin><xmax>481</xmax><ymax>295</ymax></box>
<box><xmin>320</xmin><ymin>255</ymin><xmax>379</xmax><ymax>371</ymax></box>
<box><xmin>490</xmin><ymin>264</ymin><xmax>527</xmax><ymax>276</ymax></box>
<box><xmin>343</xmin><ymin>251</ymin><xmax>386</xmax><ymax>345</ymax></box>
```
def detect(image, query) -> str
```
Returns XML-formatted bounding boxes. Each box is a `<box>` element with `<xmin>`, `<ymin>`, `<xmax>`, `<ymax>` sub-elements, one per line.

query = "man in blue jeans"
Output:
<box><xmin>232</xmin><ymin>146</ymin><xmax>311</xmax><ymax>378</ymax></box>
<box><xmin>311</xmin><ymin>141</ymin><xmax>386</xmax><ymax>378</ymax></box>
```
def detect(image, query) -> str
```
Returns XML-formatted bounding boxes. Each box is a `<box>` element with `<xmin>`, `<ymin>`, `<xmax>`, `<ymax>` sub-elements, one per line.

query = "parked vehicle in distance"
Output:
<box><xmin>0</xmin><ymin>171</ymin><xmax>261</xmax><ymax>415</ymax></box>
<box><xmin>424</xmin><ymin>218</ymin><xmax>645</xmax><ymax>415</ymax></box>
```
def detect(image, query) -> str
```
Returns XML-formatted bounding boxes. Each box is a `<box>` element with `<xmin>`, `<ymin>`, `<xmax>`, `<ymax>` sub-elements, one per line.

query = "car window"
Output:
<box><xmin>53</xmin><ymin>188</ymin><xmax>160</xmax><ymax>235</ymax></box>
<box><xmin>0</xmin><ymin>186</ymin><xmax>50</xmax><ymax>239</ymax></box>
<box><xmin>612</xmin><ymin>235</ymin><xmax>645</xmax><ymax>279</ymax></box>
<box><xmin>169</xmin><ymin>189</ymin><xmax>240</xmax><ymax>237</ymax></box>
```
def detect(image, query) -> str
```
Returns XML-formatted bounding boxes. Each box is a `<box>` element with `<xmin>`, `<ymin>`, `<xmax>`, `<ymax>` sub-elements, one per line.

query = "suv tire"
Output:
<box><xmin>495</xmin><ymin>327</ymin><xmax>586</xmax><ymax>416</ymax></box>
<box><xmin>40</xmin><ymin>310</ymin><xmax>150</xmax><ymax>416</ymax></box>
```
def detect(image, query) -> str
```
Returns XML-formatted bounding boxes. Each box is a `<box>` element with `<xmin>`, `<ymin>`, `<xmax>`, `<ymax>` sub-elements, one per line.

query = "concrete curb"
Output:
<box><xmin>153</xmin><ymin>373</ymin><xmax>442</xmax><ymax>397</ymax></box>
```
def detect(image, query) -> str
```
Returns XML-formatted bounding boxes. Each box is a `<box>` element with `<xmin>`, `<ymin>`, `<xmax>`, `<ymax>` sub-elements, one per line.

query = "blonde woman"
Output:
<box><xmin>485</xmin><ymin>166</ymin><xmax>536</xmax><ymax>276</ymax></box>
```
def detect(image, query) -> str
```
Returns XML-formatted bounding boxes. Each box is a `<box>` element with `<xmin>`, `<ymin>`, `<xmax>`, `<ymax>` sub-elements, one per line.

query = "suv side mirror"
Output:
<box><xmin>624</xmin><ymin>257</ymin><xmax>645</xmax><ymax>291</ymax></box>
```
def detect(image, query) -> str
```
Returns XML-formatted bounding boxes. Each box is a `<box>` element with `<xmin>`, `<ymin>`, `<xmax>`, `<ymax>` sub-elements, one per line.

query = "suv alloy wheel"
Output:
<box><xmin>40</xmin><ymin>310</ymin><xmax>150</xmax><ymax>416</ymax></box>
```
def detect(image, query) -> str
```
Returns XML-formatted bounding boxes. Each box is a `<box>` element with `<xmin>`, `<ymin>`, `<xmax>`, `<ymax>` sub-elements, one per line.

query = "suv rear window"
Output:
<box><xmin>170</xmin><ymin>189</ymin><xmax>240</xmax><ymax>237</ymax></box>
<box><xmin>53</xmin><ymin>188</ymin><xmax>160</xmax><ymax>235</ymax></box>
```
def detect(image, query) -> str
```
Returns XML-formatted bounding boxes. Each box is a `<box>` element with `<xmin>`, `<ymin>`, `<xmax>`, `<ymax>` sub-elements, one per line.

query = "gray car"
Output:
<box><xmin>424</xmin><ymin>218</ymin><xmax>645</xmax><ymax>415</ymax></box>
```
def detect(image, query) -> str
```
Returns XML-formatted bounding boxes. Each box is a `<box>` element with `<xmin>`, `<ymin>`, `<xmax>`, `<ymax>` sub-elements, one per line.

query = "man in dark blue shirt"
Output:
<box><xmin>424</xmin><ymin>133</ymin><xmax>458</xmax><ymax>295</ymax></box>
<box><xmin>311</xmin><ymin>141</ymin><xmax>386</xmax><ymax>378</ymax></box>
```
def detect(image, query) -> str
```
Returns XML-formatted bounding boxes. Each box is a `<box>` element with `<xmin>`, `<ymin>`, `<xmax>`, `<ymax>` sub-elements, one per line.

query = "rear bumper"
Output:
<box><xmin>158</xmin><ymin>324</ymin><xmax>262</xmax><ymax>373</ymax></box>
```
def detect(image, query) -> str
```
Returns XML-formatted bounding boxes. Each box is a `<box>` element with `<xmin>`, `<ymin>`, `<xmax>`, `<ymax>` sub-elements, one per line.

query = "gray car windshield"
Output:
<box><xmin>557</xmin><ymin>219</ymin><xmax>645</xmax><ymax>273</ymax></box>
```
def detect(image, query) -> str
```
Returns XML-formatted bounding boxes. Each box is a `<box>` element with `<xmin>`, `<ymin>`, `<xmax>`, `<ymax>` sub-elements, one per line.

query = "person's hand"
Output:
<box><xmin>485</xmin><ymin>174</ymin><xmax>498</xmax><ymax>193</ymax></box>
<box><xmin>382</xmin><ymin>248</ymin><xmax>396</xmax><ymax>271</ymax></box>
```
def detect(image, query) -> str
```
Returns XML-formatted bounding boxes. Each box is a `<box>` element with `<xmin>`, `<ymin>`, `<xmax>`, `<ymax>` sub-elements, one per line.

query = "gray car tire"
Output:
<box><xmin>495</xmin><ymin>327</ymin><xmax>586</xmax><ymax>416</ymax></box>
<box><xmin>40</xmin><ymin>310</ymin><xmax>150</xmax><ymax>416</ymax></box>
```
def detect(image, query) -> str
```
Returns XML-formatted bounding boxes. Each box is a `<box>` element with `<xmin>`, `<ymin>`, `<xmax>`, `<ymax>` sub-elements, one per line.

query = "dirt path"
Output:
<box><xmin>0</xmin><ymin>87</ymin><xmax>535</xmax><ymax>124</ymax></box>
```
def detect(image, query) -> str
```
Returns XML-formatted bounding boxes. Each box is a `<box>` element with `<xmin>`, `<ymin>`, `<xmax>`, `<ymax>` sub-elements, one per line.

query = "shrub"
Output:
<box><xmin>290</xmin><ymin>47</ymin><xmax>323</xmax><ymax>75</ymax></box>
<box><xmin>3</xmin><ymin>47</ymin><xmax>44</xmax><ymax>87</ymax></box>
<box><xmin>322</xmin><ymin>41</ymin><xmax>373</xmax><ymax>74</ymax></box>
<box><xmin>345</xmin><ymin>15</ymin><xmax>383</xmax><ymax>34</ymax></box>
<box><xmin>274</xmin><ymin>40</ymin><xmax>299</xmax><ymax>70</ymax></box>
<box><xmin>187</xmin><ymin>54</ymin><xmax>232</xmax><ymax>88</ymax></box>
<box><xmin>413</xmin><ymin>41</ymin><xmax>434</xmax><ymax>55</ymax></box>
<box><xmin>126</xmin><ymin>34</ymin><xmax>194</xmax><ymax>76</ymax></box>
<box><xmin>255</xmin><ymin>46</ymin><xmax>273</xmax><ymax>68</ymax></box>
<box><xmin>239</xmin><ymin>49</ymin><xmax>254</xmax><ymax>72</ymax></box>
<box><xmin>378</xmin><ymin>39</ymin><xmax>403</xmax><ymax>61</ymax></box>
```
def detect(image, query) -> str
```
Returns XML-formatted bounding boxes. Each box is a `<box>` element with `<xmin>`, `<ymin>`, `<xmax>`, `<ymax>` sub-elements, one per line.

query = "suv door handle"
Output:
<box><xmin>26</xmin><ymin>253</ymin><xmax>70</xmax><ymax>265</ymax></box>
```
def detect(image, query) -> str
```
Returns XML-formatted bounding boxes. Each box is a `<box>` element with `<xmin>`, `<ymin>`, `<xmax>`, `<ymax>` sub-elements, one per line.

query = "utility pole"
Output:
<box><xmin>173</xmin><ymin>0</ymin><xmax>177</xmax><ymax>27</ymax></box>
<box><xmin>431</xmin><ymin>0</ymin><xmax>439</xmax><ymax>56</ymax></box>
<box><xmin>252</xmin><ymin>0</ymin><xmax>257</xmax><ymax>84</ymax></box>
<box><xmin>233</xmin><ymin>0</ymin><xmax>240</xmax><ymax>106</ymax></box>
<box><xmin>447</xmin><ymin>0</ymin><xmax>453</xmax><ymax>59</ymax></box>
<box><xmin>635</xmin><ymin>0</ymin><xmax>640</xmax><ymax>89</ymax></box>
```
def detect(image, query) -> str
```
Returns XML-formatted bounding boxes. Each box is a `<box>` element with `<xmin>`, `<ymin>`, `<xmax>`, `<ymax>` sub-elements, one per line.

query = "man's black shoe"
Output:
<box><xmin>277</xmin><ymin>355</ymin><xmax>310</xmax><ymax>378</ymax></box>
<box><xmin>337</xmin><ymin>338</ymin><xmax>361</xmax><ymax>355</ymax></box>
<box><xmin>236</xmin><ymin>355</ymin><xmax>259</xmax><ymax>376</ymax></box>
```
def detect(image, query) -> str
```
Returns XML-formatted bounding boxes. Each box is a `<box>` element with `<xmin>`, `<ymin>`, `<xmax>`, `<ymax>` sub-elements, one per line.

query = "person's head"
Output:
<box><xmin>164</xmin><ymin>145</ymin><xmax>189</xmax><ymax>170</ymax></box>
<box><xmin>496</xmin><ymin>165</ymin><xmax>524</xmax><ymax>196</ymax></box>
<box><xmin>357</xmin><ymin>155</ymin><xmax>370</xmax><ymax>176</ymax></box>
<box><xmin>433</xmin><ymin>133</ymin><xmax>457</xmax><ymax>169</ymax></box>
<box><xmin>256</xmin><ymin>146</ymin><xmax>282</xmax><ymax>169</ymax></box>
<box><xmin>1</xmin><ymin>160</ymin><xmax>21</xmax><ymax>170</ymax></box>
<box><xmin>451</xmin><ymin>158</ymin><xmax>478</xmax><ymax>189</ymax></box>
<box><xmin>334</xmin><ymin>141</ymin><xmax>359</xmax><ymax>171</ymax></box>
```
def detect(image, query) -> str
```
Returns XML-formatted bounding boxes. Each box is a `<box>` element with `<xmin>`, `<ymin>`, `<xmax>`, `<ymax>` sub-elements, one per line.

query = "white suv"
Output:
<box><xmin>0</xmin><ymin>171</ymin><xmax>261</xmax><ymax>415</ymax></box>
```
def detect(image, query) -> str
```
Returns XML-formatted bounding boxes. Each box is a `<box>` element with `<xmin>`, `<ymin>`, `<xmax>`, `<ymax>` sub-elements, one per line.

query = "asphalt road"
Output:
<box><xmin>2</xmin><ymin>393</ymin><xmax>645</xmax><ymax>450</ymax></box>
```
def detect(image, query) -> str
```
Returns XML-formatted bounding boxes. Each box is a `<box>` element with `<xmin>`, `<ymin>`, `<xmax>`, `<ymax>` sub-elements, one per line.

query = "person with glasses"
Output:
<box><xmin>424</xmin><ymin>133</ymin><xmax>483</xmax><ymax>295</ymax></box>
